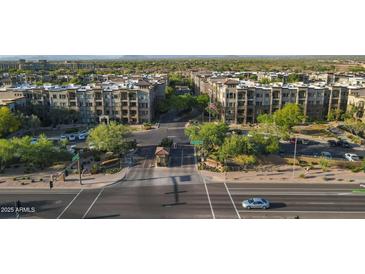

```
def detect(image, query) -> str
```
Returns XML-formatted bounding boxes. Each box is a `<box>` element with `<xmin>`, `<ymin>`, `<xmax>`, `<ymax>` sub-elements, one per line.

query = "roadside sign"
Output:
<box><xmin>72</xmin><ymin>153</ymin><xmax>80</xmax><ymax>162</ymax></box>
<box><xmin>191</xmin><ymin>140</ymin><xmax>203</xmax><ymax>145</ymax></box>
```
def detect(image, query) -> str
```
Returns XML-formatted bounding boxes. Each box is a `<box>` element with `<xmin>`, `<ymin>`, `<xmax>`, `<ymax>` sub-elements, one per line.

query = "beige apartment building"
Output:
<box><xmin>347</xmin><ymin>86</ymin><xmax>365</xmax><ymax>122</ymax></box>
<box><xmin>192</xmin><ymin>72</ymin><xmax>350</xmax><ymax>124</ymax></box>
<box><xmin>48</xmin><ymin>79</ymin><xmax>164</xmax><ymax>124</ymax></box>
<box><xmin>0</xmin><ymin>76</ymin><xmax>166</xmax><ymax>124</ymax></box>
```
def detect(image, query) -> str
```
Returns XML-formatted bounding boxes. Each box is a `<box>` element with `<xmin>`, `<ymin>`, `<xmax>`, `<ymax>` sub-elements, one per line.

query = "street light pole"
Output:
<box><xmin>78</xmin><ymin>157</ymin><xmax>82</xmax><ymax>185</ymax></box>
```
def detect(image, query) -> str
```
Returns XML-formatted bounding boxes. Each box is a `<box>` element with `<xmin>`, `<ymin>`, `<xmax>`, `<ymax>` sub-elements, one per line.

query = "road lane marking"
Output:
<box><xmin>57</xmin><ymin>189</ymin><xmax>83</xmax><ymax>219</ymax></box>
<box><xmin>194</xmin><ymin>146</ymin><xmax>215</xmax><ymax>219</ymax></box>
<box><xmin>238</xmin><ymin>210</ymin><xmax>365</xmax><ymax>214</ymax></box>
<box><xmin>228</xmin><ymin>187</ymin><xmax>354</xmax><ymax>191</ymax></box>
<box><xmin>229</xmin><ymin>191</ymin><xmax>355</xmax><ymax>196</ymax></box>
<box><xmin>82</xmin><ymin>188</ymin><xmax>104</xmax><ymax>219</ymax></box>
<box><xmin>224</xmin><ymin>182</ymin><xmax>241</xmax><ymax>219</ymax></box>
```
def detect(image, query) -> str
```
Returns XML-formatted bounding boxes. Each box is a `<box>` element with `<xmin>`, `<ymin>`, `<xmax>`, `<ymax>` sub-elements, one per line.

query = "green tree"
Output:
<box><xmin>272</xmin><ymin>103</ymin><xmax>304</xmax><ymax>131</ymax></box>
<box><xmin>0</xmin><ymin>107</ymin><xmax>21</xmax><ymax>137</ymax></box>
<box><xmin>87</xmin><ymin>122</ymin><xmax>131</xmax><ymax>154</ymax></box>
<box><xmin>218</xmin><ymin>135</ymin><xmax>248</xmax><ymax>161</ymax></box>
<box><xmin>195</xmin><ymin>94</ymin><xmax>210</xmax><ymax>110</ymax></box>
<box><xmin>0</xmin><ymin>139</ymin><xmax>15</xmax><ymax>172</ymax></box>
<box><xmin>185</xmin><ymin>122</ymin><xmax>229</xmax><ymax>153</ymax></box>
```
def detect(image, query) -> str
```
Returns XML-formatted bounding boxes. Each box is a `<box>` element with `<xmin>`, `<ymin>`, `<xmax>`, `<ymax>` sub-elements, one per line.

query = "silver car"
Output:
<box><xmin>242</xmin><ymin>198</ymin><xmax>270</xmax><ymax>210</ymax></box>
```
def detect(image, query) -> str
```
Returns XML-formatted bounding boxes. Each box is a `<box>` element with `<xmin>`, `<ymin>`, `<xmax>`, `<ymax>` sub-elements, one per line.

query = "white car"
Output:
<box><xmin>68</xmin><ymin>134</ymin><xmax>76</xmax><ymax>142</ymax></box>
<box><xmin>345</xmin><ymin>153</ymin><xmax>360</xmax><ymax>162</ymax></box>
<box><xmin>60</xmin><ymin>135</ymin><xmax>68</xmax><ymax>142</ymax></box>
<box><xmin>78</xmin><ymin>133</ymin><xmax>87</xmax><ymax>140</ymax></box>
<box><xmin>242</xmin><ymin>198</ymin><xmax>270</xmax><ymax>210</ymax></box>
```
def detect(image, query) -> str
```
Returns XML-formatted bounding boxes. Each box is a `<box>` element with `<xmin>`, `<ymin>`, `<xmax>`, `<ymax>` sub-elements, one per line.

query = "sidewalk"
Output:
<box><xmin>0</xmin><ymin>167</ymin><xmax>128</xmax><ymax>190</ymax></box>
<box><xmin>200</xmin><ymin>165</ymin><xmax>364</xmax><ymax>184</ymax></box>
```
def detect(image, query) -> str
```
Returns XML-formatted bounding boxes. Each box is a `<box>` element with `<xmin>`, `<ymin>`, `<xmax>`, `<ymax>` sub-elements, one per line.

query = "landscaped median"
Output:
<box><xmin>199</xmin><ymin>153</ymin><xmax>364</xmax><ymax>184</ymax></box>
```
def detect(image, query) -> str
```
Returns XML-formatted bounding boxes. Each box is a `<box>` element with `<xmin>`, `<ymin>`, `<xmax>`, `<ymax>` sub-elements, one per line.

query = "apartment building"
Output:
<box><xmin>0</xmin><ymin>75</ymin><xmax>166</xmax><ymax>124</ymax></box>
<box><xmin>347</xmin><ymin>86</ymin><xmax>365</xmax><ymax>122</ymax></box>
<box><xmin>192</xmin><ymin>72</ymin><xmax>350</xmax><ymax>124</ymax></box>
<box><xmin>0</xmin><ymin>92</ymin><xmax>27</xmax><ymax>111</ymax></box>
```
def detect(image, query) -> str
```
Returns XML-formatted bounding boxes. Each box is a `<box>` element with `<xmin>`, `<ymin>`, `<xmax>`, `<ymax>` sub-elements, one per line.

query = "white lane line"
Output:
<box><xmin>229</xmin><ymin>191</ymin><xmax>354</xmax><ymax>196</ymax></box>
<box><xmin>194</xmin><ymin>146</ymin><xmax>215</xmax><ymax>219</ymax></box>
<box><xmin>238</xmin><ymin>210</ymin><xmax>365</xmax><ymax>214</ymax></box>
<box><xmin>301</xmin><ymin>202</ymin><xmax>335</xmax><ymax>205</ymax></box>
<box><xmin>57</xmin><ymin>189</ymin><xmax>83</xmax><ymax>219</ymax></box>
<box><xmin>228</xmin><ymin>187</ymin><xmax>353</xmax><ymax>191</ymax></box>
<box><xmin>82</xmin><ymin>188</ymin><xmax>104</xmax><ymax>219</ymax></box>
<box><xmin>224</xmin><ymin>182</ymin><xmax>241</xmax><ymax>219</ymax></box>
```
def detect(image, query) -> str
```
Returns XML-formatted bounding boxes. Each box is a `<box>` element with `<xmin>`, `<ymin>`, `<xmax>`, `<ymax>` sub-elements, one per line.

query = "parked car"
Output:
<box><xmin>242</xmin><ymin>198</ymin><xmax>270</xmax><ymax>210</ymax></box>
<box><xmin>78</xmin><ymin>133</ymin><xmax>87</xmax><ymax>140</ymax></box>
<box><xmin>30</xmin><ymin>137</ymin><xmax>38</xmax><ymax>144</ymax></box>
<box><xmin>301</xmin><ymin>139</ymin><xmax>310</xmax><ymax>145</ymax></box>
<box><xmin>337</xmin><ymin>140</ymin><xmax>351</xmax><ymax>148</ymax></box>
<box><xmin>289</xmin><ymin>138</ymin><xmax>309</xmax><ymax>145</ymax></box>
<box><xmin>68</xmin><ymin>134</ymin><xmax>76</xmax><ymax>142</ymax></box>
<box><xmin>320</xmin><ymin>151</ymin><xmax>332</xmax><ymax>159</ymax></box>
<box><xmin>345</xmin><ymin>153</ymin><xmax>360</xmax><ymax>161</ymax></box>
<box><xmin>328</xmin><ymin>140</ymin><xmax>338</xmax><ymax>147</ymax></box>
<box><xmin>60</xmin><ymin>135</ymin><xmax>68</xmax><ymax>142</ymax></box>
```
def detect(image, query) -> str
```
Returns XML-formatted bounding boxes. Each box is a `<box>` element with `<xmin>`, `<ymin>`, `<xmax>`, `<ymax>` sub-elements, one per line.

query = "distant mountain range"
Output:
<box><xmin>0</xmin><ymin>55</ymin><xmax>364</xmax><ymax>61</ymax></box>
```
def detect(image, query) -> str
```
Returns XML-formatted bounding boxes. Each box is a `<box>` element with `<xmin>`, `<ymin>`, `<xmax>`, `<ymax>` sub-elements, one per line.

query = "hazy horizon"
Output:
<box><xmin>0</xmin><ymin>55</ymin><xmax>364</xmax><ymax>62</ymax></box>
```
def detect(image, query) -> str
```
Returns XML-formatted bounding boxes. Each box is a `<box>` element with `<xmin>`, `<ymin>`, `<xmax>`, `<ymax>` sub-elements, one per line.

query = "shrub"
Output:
<box><xmin>90</xmin><ymin>163</ymin><xmax>101</xmax><ymax>174</ymax></box>
<box><xmin>233</xmin><ymin>155</ymin><xmax>257</xmax><ymax>166</ymax></box>
<box><xmin>143</xmin><ymin>122</ymin><xmax>152</xmax><ymax>130</ymax></box>
<box><xmin>160</xmin><ymin>137</ymin><xmax>173</xmax><ymax>147</ymax></box>
<box><xmin>105</xmin><ymin>167</ymin><xmax>121</xmax><ymax>174</ymax></box>
<box><xmin>319</xmin><ymin>157</ymin><xmax>330</xmax><ymax>171</ymax></box>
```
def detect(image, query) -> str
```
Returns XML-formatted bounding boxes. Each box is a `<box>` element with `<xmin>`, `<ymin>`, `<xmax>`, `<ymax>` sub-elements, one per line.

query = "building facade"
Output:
<box><xmin>192</xmin><ymin>72</ymin><xmax>350</xmax><ymax>124</ymax></box>
<box><xmin>0</xmin><ymin>75</ymin><xmax>167</xmax><ymax>124</ymax></box>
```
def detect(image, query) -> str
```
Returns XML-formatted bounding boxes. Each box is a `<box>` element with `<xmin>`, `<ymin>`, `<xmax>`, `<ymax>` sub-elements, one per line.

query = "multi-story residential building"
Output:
<box><xmin>347</xmin><ymin>86</ymin><xmax>365</xmax><ymax>122</ymax></box>
<box><xmin>192</xmin><ymin>72</ymin><xmax>351</xmax><ymax>124</ymax></box>
<box><xmin>0</xmin><ymin>75</ymin><xmax>166</xmax><ymax>124</ymax></box>
<box><xmin>0</xmin><ymin>92</ymin><xmax>27</xmax><ymax>111</ymax></box>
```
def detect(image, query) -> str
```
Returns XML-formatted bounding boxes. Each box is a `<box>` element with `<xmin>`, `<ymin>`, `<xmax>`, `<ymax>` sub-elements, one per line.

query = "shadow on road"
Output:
<box><xmin>87</xmin><ymin>214</ymin><xmax>121</xmax><ymax>219</ymax></box>
<box><xmin>0</xmin><ymin>199</ymin><xmax>66</xmax><ymax>219</ymax></box>
<box><xmin>269</xmin><ymin>202</ymin><xmax>287</xmax><ymax>209</ymax></box>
